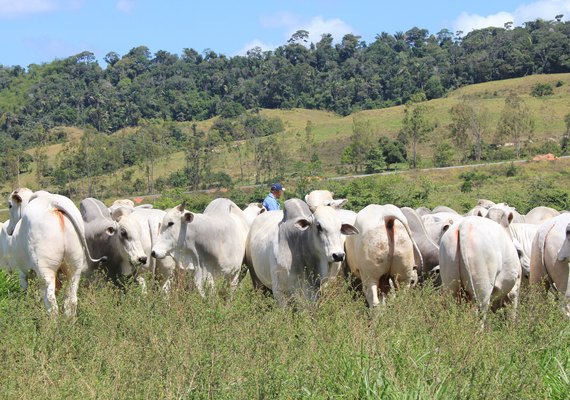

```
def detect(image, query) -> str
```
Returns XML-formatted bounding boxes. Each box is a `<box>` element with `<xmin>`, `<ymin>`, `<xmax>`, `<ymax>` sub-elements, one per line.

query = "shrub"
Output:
<box><xmin>531</xmin><ymin>82</ymin><xmax>554</xmax><ymax>97</ymax></box>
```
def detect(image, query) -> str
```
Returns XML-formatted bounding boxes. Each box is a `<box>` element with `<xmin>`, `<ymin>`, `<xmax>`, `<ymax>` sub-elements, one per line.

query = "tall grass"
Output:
<box><xmin>0</xmin><ymin>271</ymin><xmax>568</xmax><ymax>399</ymax></box>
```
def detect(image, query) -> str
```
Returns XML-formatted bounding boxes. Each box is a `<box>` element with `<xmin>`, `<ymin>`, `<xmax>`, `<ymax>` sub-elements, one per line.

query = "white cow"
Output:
<box><xmin>345</xmin><ymin>204</ymin><xmax>423</xmax><ymax>307</ymax></box>
<box><xmin>6</xmin><ymin>187</ymin><xmax>42</xmax><ymax>235</ymax></box>
<box><xmin>422</xmin><ymin>212</ymin><xmax>463</xmax><ymax>245</ymax></box>
<box><xmin>507</xmin><ymin>223</ymin><xmax>539</xmax><ymax>283</ymax></box>
<box><xmin>523</xmin><ymin>206</ymin><xmax>560</xmax><ymax>225</ymax></box>
<box><xmin>242</xmin><ymin>202</ymin><xmax>266</xmax><ymax>227</ymax></box>
<box><xmin>108</xmin><ymin>203</ymin><xmax>185</xmax><ymax>293</ymax></box>
<box><xmin>439</xmin><ymin>214</ymin><xmax>521</xmax><ymax>319</ymax></box>
<box><xmin>6</xmin><ymin>188</ymin><xmax>60</xmax><ymax>287</ymax></box>
<box><xmin>529</xmin><ymin>213</ymin><xmax>570</xmax><ymax>316</ymax></box>
<box><xmin>304</xmin><ymin>190</ymin><xmax>347</xmax><ymax>212</ymax></box>
<box><xmin>2</xmin><ymin>193</ymin><xmax>106</xmax><ymax>316</ymax></box>
<box><xmin>151</xmin><ymin>198</ymin><xmax>249</xmax><ymax>296</ymax></box>
<box><xmin>246</xmin><ymin>198</ymin><xmax>358</xmax><ymax>305</ymax></box>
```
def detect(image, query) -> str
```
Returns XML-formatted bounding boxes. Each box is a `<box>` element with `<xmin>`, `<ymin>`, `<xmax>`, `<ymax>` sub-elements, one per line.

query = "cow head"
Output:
<box><xmin>151</xmin><ymin>202</ymin><xmax>194</xmax><ymax>266</ymax></box>
<box><xmin>115</xmin><ymin>215</ymin><xmax>148</xmax><ymax>271</ymax></box>
<box><xmin>305</xmin><ymin>190</ymin><xmax>347</xmax><ymax>212</ymax></box>
<box><xmin>6</xmin><ymin>187</ymin><xmax>34</xmax><ymax>235</ymax></box>
<box><xmin>305</xmin><ymin>206</ymin><xmax>358</xmax><ymax>264</ymax></box>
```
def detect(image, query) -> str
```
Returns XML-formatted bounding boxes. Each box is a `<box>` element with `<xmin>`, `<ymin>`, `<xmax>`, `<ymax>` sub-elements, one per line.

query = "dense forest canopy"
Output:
<box><xmin>1</xmin><ymin>17</ymin><xmax>570</xmax><ymax>143</ymax></box>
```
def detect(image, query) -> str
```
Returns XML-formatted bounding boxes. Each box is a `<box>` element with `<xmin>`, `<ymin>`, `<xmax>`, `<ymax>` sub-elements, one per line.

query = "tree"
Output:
<box><xmin>341</xmin><ymin>116</ymin><xmax>372</xmax><ymax>173</ymax></box>
<box><xmin>399</xmin><ymin>98</ymin><xmax>435</xmax><ymax>168</ymax></box>
<box><xmin>449</xmin><ymin>101</ymin><xmax>490</xmax><ymax>161</ymax></box>
<box><xmin>433</xmin><ymin>141</ymin><xmax>455</xmax><ymax>167</ymax></box>
<box><xmin>497</xmin><ymin>94</ymin><xmax>535</xmax><ymax>158</ymax></box>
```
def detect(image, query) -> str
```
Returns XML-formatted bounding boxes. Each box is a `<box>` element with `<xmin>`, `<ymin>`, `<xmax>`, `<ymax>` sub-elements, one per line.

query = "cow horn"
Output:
<box><xmin>178</xmin><ymin>201</ymin><xmax>186</xmax><ymax>211</ymax></box>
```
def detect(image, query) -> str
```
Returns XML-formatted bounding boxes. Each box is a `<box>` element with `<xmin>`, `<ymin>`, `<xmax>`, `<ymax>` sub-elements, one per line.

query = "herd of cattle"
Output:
<box><xmin>1</xmin><ymin>188</ymin><xmax>569</xmax><ymax>320</ymax></box>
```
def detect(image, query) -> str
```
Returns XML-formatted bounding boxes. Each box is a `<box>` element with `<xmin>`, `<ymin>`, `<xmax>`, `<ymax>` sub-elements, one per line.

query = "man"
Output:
<box><xmin>263</xmin><ymin>183</ymin><xmax>285</xmax><ymax>211</ymax></box>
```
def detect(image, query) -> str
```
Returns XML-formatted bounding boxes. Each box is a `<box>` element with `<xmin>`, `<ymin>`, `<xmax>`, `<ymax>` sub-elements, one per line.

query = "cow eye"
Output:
<box><xmin>120</xmin><ymin>229</ymin><xmax>128</xmax><ymax>239</ymax></box>
<box><xmin>8</xmin><ymin>203</ymin><xmax>12</xmax><ymax>209</ymax></box>
<box><xmin>167</xmin><ymin>221</ymin><xmax>174</xmax><ymax>227</ymax></box>
<box><xmin>316</xmin><ymin>223</ymin><xmax>323</xmax><ymax>233</ymax></box>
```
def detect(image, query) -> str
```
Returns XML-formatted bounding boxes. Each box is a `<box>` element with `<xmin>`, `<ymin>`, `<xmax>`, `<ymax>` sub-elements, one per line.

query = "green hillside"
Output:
<box><xmin>6</xmin><ymin>73</ymin><xmax>570</xmax><ymax>200</ymax></box>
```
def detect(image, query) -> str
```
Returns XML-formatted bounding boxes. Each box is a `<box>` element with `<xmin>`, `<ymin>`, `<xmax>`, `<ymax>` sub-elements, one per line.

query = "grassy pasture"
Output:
<box><xmin>0</xmin><ymin>273</ymin><xmax>569</xmax><ymax>399</ymax></box>
<box><xmin>1</xmin><ymin>155</ymin><xmax>570</xmax><ymax>398</ymax></box>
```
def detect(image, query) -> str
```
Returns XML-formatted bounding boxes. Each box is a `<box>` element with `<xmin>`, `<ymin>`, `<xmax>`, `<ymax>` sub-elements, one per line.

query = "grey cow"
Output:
<box><xmin>80</xmin><ymin>198</ymin><xmax>148</xmax><ymax>286</ymax></box>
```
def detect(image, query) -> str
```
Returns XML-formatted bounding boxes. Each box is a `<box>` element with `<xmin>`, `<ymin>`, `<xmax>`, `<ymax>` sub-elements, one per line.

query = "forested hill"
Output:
<box><xmin>1</xmin><ymin>17</ymin><xmax>570</xmax><ymax>143</ymax></box>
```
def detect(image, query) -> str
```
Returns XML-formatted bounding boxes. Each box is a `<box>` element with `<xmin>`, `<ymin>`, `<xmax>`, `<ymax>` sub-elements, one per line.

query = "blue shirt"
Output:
<box><xmin>263</xmin><ymin>192</ymin><xmax>281</xmax><ymax>211</ymax></box>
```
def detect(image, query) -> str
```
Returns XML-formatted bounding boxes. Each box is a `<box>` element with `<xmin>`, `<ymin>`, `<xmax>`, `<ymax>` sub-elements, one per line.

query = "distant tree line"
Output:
<box><xmin>1</xmin><ymin>16</ymin><xmax>570</xmax><ymax>143</ymax></box>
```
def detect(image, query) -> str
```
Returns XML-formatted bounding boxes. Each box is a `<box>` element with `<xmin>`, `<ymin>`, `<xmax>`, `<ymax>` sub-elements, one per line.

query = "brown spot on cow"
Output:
<box><xmin>52</xmin><ymin>209</ymin><xmax>65</xmax><ymax>231</ymax></box>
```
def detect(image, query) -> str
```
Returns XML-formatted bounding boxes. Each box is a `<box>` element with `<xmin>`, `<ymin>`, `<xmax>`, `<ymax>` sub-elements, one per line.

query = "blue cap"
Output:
<box><xmin>271</xmin><ymin>183</ymin><xmax>285</xmax><ymax>191</ymax></box>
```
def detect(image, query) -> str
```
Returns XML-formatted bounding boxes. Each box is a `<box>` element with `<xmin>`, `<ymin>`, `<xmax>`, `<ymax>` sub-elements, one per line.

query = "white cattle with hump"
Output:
<box><xmin>151</xmin><ymin>198</ymin><xmax>249</xmax><ymax>296</ymax></box>
<box><xmin>80</xmin><ymin>198</ymin><xmax>149</xmax><ymax>287</ymax></box>
<box><xmin>345</xmin><ymin>204</ymin><xmax>423</xmax><ymax>307</ymax></box>
<box><xmin>1</xmin><ymin>193</ymin><xmax>106</xmax><ymax>316</ymax></box>
<box><xmin>529</xmin><ymin>213</ymin><xmax>570</xmax><ymax>316</ymax></box>
<box><xmin>439</xmin><ymin>211</ymin><xmax>521</xmax><ymax>320</ymax></box>
<box><xmin>304</xmin><ymin>190</ymin><xmax>347</xmax><ymax>212</ymax></box>
<box><xmin>245</xmin><ymin>198</ymin><xmax>358</xmax><ymax>305</ymax></box>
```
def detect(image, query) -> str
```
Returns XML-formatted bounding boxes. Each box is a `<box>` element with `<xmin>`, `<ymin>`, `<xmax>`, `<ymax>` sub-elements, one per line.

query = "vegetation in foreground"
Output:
<box><xmin>0</xmin><ymin>273</ymin><xmax>569</xmax><ymax>399</ymax></box>
<box><xmin>1</xmin><ymin>157</ymin><xmax>569</xmax><ymax>399</ymax></box>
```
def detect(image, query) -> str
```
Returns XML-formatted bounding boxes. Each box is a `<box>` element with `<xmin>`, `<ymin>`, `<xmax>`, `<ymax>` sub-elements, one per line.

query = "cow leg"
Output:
<box><xmin>362</xmin><ymin>278</ymin><xmax>380</xmax><ymax>307</ymax></box>
<box><xmin>156</xmin><ymin>258</ymin><xmax>176</xmax><ymax>294</ymax></box>
<box><xmin>193</xmin><ymin>267</ymin><xmax>207</xmax><ymax>298</ymax></box>
<box><xmin>38</xmin><ymin>267</ymin><xmax>58</xmax><ymax>315</ymax></box>
<box><xmin>136</xmin><ymin>276</ymin><xmax>148</xmax><ymax>295</ymax></box>
<box><xmin>378</xmin><ymin>275</ymin><xmax>392</xmax><ymax>305</ymax></box>
<box><xmin>228</xmin><ymin>271</ymin><xmax>240</xmax><ymax>294</ymax></box>
<box><xmin>19</xmin><ymin>270</ymin><xmax>29</xmax><ymax>290</ymax></box>
<box><xmin>63</xmin><ymin>267</ymin><xmax>83</xmax><ymax>317</ymax></box>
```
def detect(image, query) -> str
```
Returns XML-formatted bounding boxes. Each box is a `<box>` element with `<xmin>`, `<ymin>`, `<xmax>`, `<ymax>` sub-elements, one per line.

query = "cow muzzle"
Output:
<box><xmin>332</xmin><ymin>252</ymin><xmax>345</xmax><ymax>262</ymax></box>
<box><xmin>151</xmin><ymin>250</ymin><xmax>164</xmax><ymax>259</ymax></box>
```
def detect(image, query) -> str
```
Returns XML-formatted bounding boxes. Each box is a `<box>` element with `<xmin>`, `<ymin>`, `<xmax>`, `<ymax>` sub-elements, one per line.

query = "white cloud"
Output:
<box><xmin>0</xmin><ymin>0</ymin><xmax>56</xmax><ymax>17</ymax></box>
<box><xmin>453</xmin><ymin>0</ymin><xmax>570</xmax><ymax>34</ymax></box>
<box><xmin>116</xmin><ymin>0</ymin><xmax>135</xmax><ymax>14</ymax></box>
<box><xmin>292</xmin><ymin>16</ymin><xmax>354</xmax><ymax>44</ymax></box>
<box><xmin>238</xmin><ymin>14</ymin><xmax>354</xmax><ymax>56</ymax></box>
<box><xmin>514</xmin><ymin>0</ymin><xmax>570</xmax><ymax>24</ymax></box>
<box><xmin>236</xmin><ymin>39</ymin><xmax>276</xmax><ymax>56</ymax></box>
<box><xmin>453</xmin><ymin>11</ymin><xmax>514</xmax><ymax>34</ymax></box>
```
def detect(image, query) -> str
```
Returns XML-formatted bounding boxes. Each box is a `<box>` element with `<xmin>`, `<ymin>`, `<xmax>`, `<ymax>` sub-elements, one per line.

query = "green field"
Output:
<box><xmin>1</xmin><ymin>154</ymin><xmax>570</xmax><ymax>398</ymax></box>
<box><xmin>0</xmin><ymin>272</ymin><xmax>569</xmax><ymax>399</ymax></box>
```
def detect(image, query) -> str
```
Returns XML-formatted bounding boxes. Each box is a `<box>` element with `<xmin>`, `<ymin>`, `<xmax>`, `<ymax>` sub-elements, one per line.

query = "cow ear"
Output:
<box><xmin>259</xmin><ymin>207</ymin><xmax>266</xmax><ymax>214</ymax></box>
<box><xmin>304</xmin><ymin>194</ymin><xmax>310</xmax><ymax>203</ymax></box>
<box><xmin>106</xmin><ymin>226</ymin><xmax>117</xmax><ymax>236</ymax></box>
<box><xmin>12</xmin><ymin>194</ymin><xmax>22</xmax><ymax>204</ymax></box>
<box><xmin>295</xmin><ymin>218</ymin><xmax>311</xmax><ymax>231</ymax></box>
<box><xmin>183</xmin><ymin>211</ymin><xmax>194</xmax><ymax>223</ymax></box>
<box><xmin>507</xmin><ymin>212</ymin><xmax>514</xmax><ymax>225</ymax></box>
<box><xmin>341</xmin><ymin>223</ymin><xmax>359</xmax><ymax>235</ymax></box>
<box><xmin>328</xmin><ymin>199</ymin><xmax>348</xmax><ymax>209</ymax></box>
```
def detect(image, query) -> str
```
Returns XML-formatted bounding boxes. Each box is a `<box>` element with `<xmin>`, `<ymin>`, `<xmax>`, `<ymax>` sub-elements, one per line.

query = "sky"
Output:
<box><xmin>2</xmin><ymin>0</ymin><xmax>570</xmax><ymax>68</ymax></box>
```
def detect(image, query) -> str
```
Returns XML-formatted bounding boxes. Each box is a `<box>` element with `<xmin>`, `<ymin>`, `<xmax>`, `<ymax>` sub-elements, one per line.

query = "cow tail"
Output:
<box><xmin>458</xmin><ymin>226</ymin><xmax>479</xmax><ymax>309</ymax></box>
<box><xmin>387</xmin><ymin>207</ymin><xmax>424</xmax><ymax>282</ymax></box>
<box><xmin>52</xmin><ymin>199</ymin><xmax>108</xmax><ymax>264</ymax></box>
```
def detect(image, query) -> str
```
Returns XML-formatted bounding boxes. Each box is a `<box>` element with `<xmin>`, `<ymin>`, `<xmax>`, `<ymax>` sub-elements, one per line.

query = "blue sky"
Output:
<box><xmin>2</xmin><ymin>0</ymin><xmax>570</xmax><ymax>68</ymax></box>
